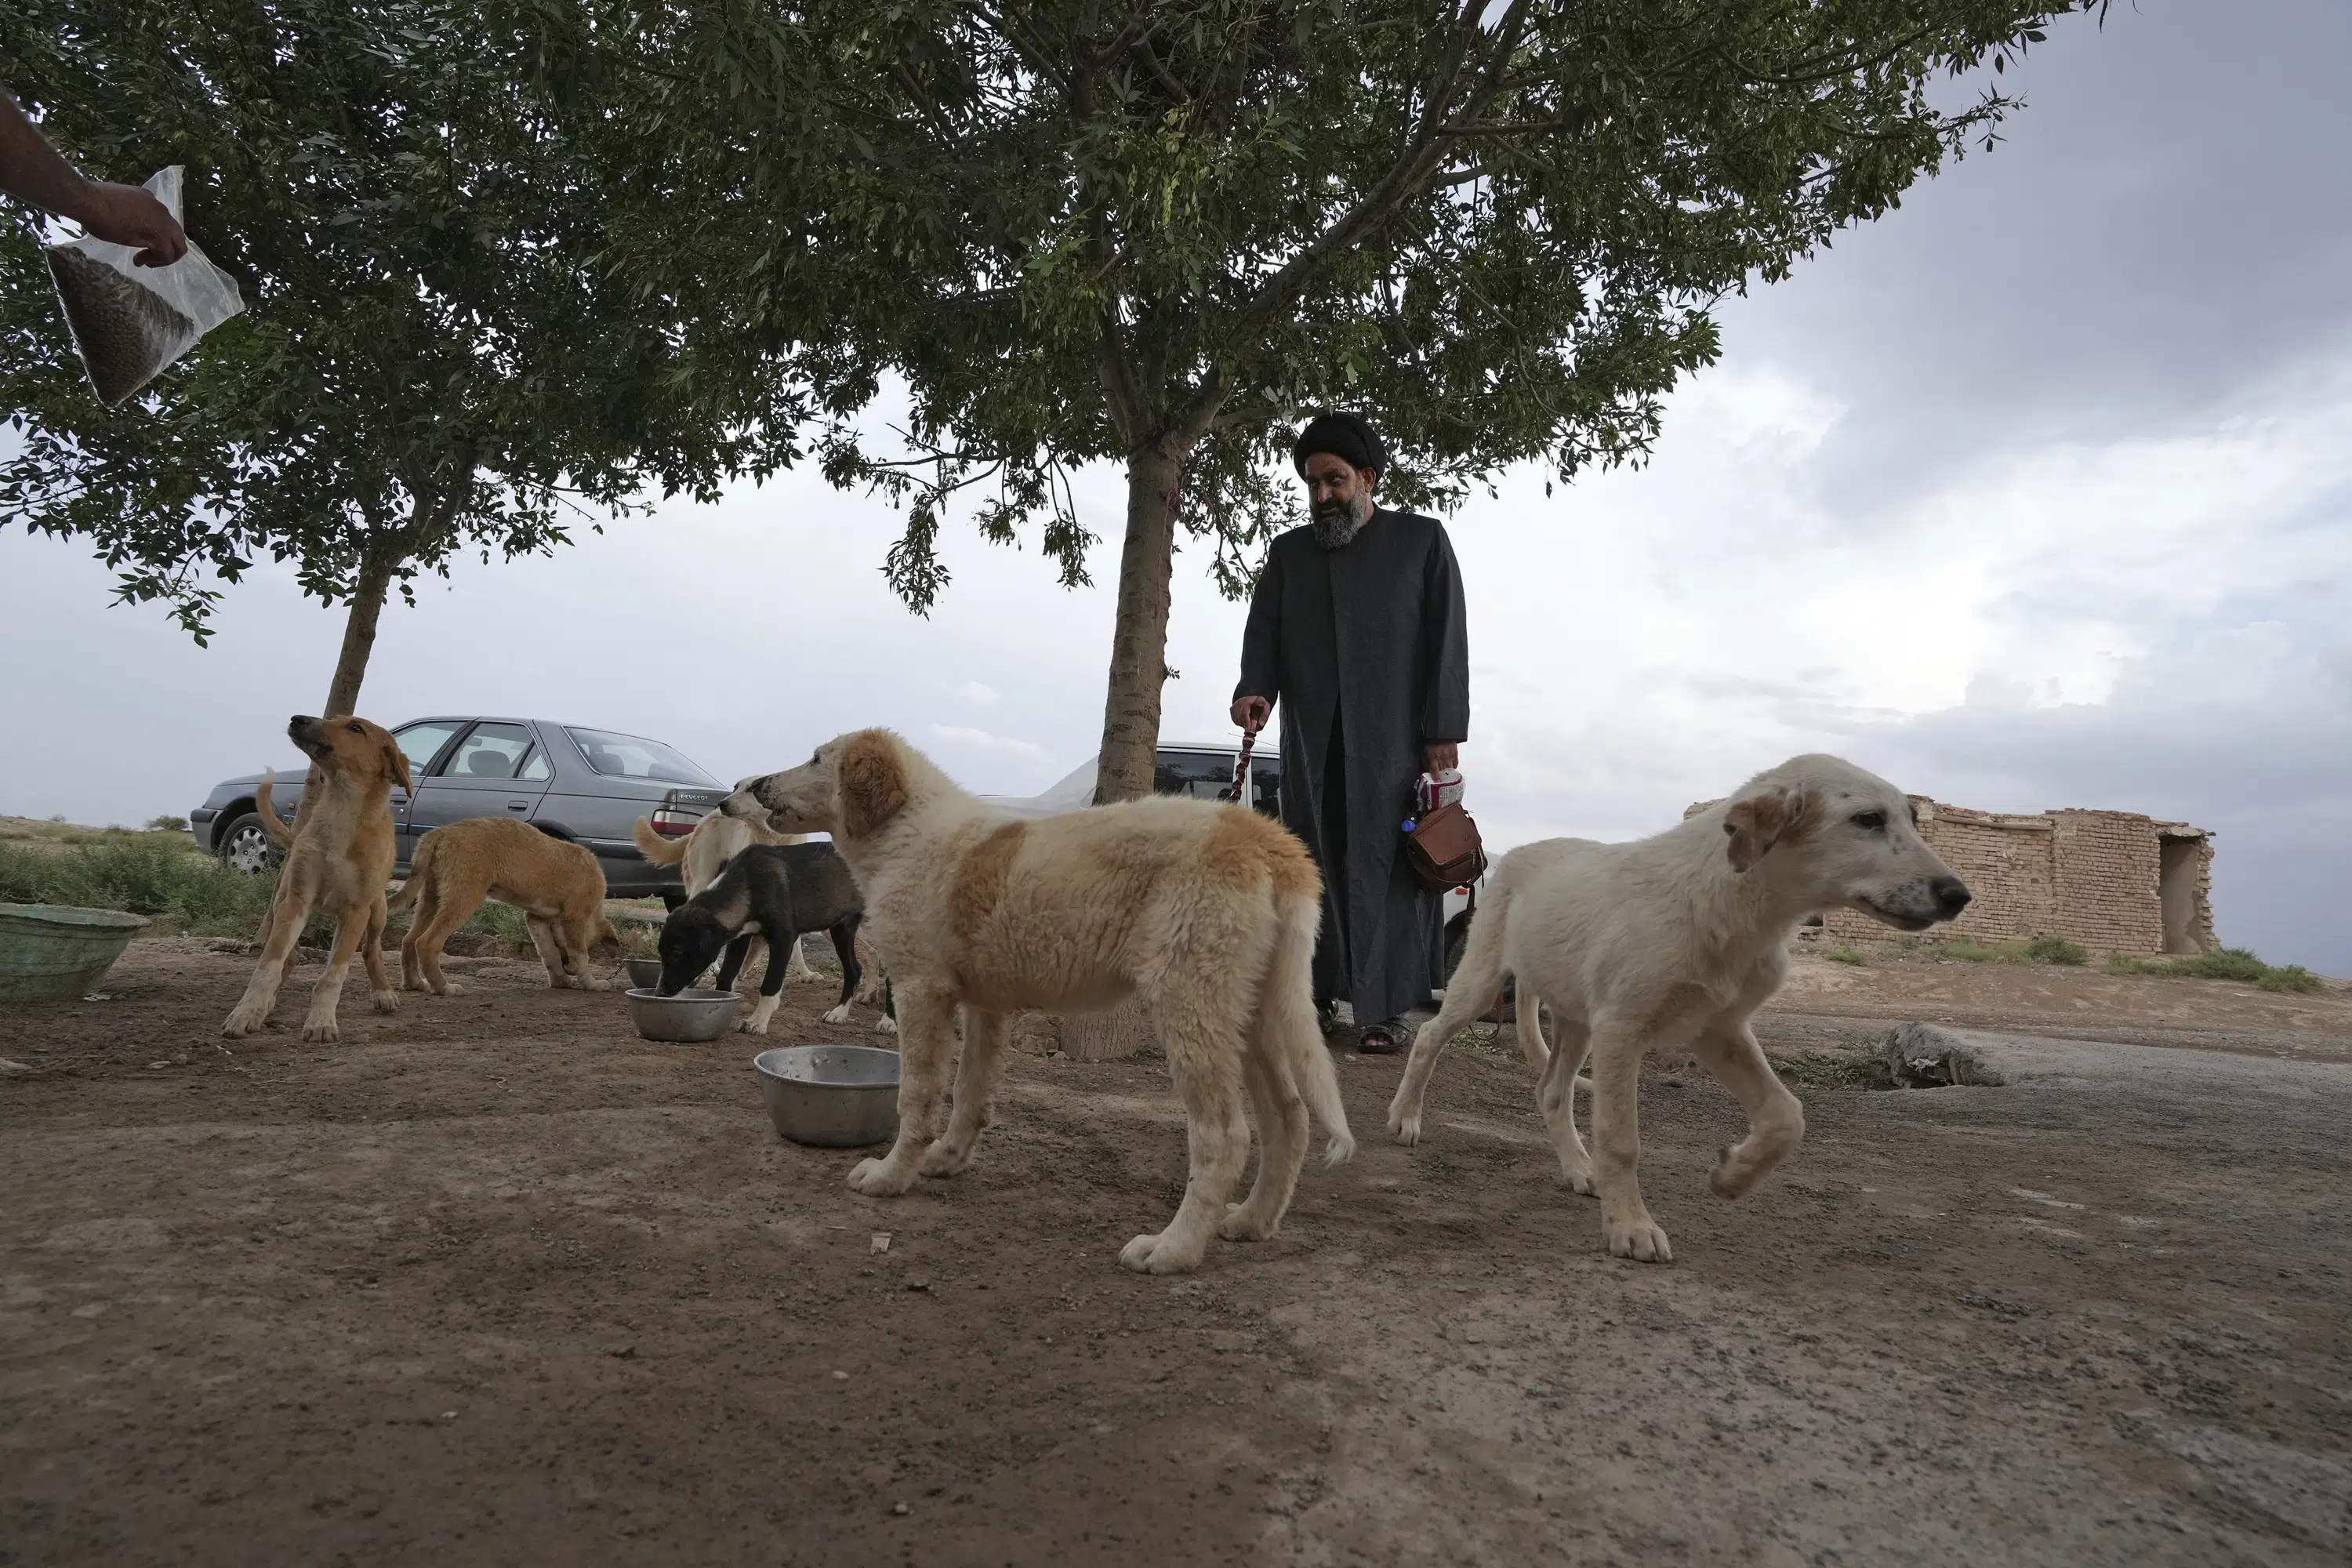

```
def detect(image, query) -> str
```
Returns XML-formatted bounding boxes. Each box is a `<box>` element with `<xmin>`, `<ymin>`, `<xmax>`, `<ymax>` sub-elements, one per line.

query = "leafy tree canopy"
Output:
<box><xmin>0</xmin><ymin>0</ymin><xmax>809</xmax><ymax>710</ymax></box>
<box><xmin>579</xmin><ymin>0</ymin><xmax>2105</xmax><ymax>797</ymax></box>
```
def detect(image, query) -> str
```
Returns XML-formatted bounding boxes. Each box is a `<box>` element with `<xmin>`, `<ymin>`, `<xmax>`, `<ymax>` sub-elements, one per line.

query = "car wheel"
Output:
<box><xmin>216</xmin><ymin>812</ymin><xmax>280</xmax><ymax>876</ymax></box>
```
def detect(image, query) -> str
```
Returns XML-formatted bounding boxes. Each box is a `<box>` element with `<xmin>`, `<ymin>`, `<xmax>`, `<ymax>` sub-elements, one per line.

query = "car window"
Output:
<box><xmin>1250</xmin><ymin>760</ymin><xmax>1280</xmax><ymax>819</ymax></box>
<box><xmin>392</xmin><ymin>721</ymin><xmax>464</xmax><ymax>781</ymax></box>
<box><xmin>564</xmin><ymin>728</ymin><xmax>719</xmax><ymax>786</ymax></box>
<box><xmin>1154</xmin><ymin>750</ymin><xmax>1238</xmax><ymax>801</ymax></box>
<box><xmin>517</xmin><ymin>748</ymin><xmax>551</xmax><ymax>782</ymax></box>
<box><xmin>441</xmin><ymin>722</ymin><xmax>535</xmax><ymax>780</ymax></box>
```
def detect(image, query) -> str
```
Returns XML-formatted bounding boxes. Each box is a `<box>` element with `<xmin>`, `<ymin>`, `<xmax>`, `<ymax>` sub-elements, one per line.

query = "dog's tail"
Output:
<box><xmin>1512</xmin><ymin>976</ymin><xmax>1551</xmax><ymax>1069</ymax></box>
<box><xmin>1267</xmin><ymin>883</ymin><xmax>1354</xmax><ymax>1167</ymax></box>
<box><xmin>254</xmin><ymin>771</ymin><xmax>296</xmax><ymax>848</ymax></box>
<box><xmin>632</xmin><ymin>817</ymin><xmax>691</xmax><ymax>868</ymax></box>
<box><xmin>385</xmin><ymin>829</ymin><xmax>435</xmax><ymax>914</ymax></box>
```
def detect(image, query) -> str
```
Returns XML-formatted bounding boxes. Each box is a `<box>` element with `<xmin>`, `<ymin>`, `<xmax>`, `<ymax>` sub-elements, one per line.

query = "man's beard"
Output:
<box><xmin>1310</xmin><ymin>491</ymin><xmax>1375</xmax><ymax>550</ymax></box>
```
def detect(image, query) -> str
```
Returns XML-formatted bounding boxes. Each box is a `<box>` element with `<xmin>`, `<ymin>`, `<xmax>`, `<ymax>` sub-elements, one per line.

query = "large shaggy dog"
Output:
<box><xmin>724</xmin><ymin>728</ymin><xmax>1352</xmax><ymax>1274</ymax></box>
<box><xmin>1388</xmin><ymin>754</ymin><xmax>1971</xmax><ymax>1265</ymax></box>
<box><xmin>223</xmin><ymin>715</ymin><xmax>408</xmax><ymax>1043</ymax></box>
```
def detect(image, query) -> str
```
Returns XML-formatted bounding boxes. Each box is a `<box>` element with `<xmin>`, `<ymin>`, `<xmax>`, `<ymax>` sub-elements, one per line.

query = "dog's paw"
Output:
<box><xmin>918</xmin><ymin>1140</ymin><xmax>972</xmax><ymax>1178</ymax></box>
<box><xmin>371</xmin><ymin>989</ymin><xmax>400</xmax><ymax>1014</ymax></box>
<box><xmin>875</xmin><ymin>1014</ymin><xmax>898</xmax><ymax>1035</ymax></box>
<box><xmin>822</xmin><ymin>1003</ymin><xmax>851</xmax><ymax>1025</ymax></box>
<box><xmin>1556</xmin><ymin>1162</ymin><xmax>1597</xmax><ymax>1196</ymax></box>
<box><xmin>734</xmin><ymin>1015</ymin><xmax>772</xmax><ymax>1036</ymax></box>
<box><xmin>431</xmin><ymin>981</ymin><xmax>466</xmax><ymax>997</ymax></box>
<box><xmin>848</xmin><ymin>1156</ymin><xmax>915</xmax><ymax>1197</ymax></box>
<box><xmin>1604</xmin><ymin>1214</ymin><xmax>1673</xmax><ymax>1265</ymax></box>
<box><xmin>1219</xmin><ymin>1203</ymin><xmax>1278</xmax><ymax>1243</ymax></box>
<box><xmin>1119</xmin><ymin>1230</ymin><xmax>1206</xmax><ymax>1275</ymax></box>
<box><xmin>220</xmin><ymin>1006</ymin><xmax>265</xmax><ymax>1040</ymax></box>
<box><xmin>299</xmin><ymin>1016</ymin><xmax>341</xmax><ymax>1045</ymax></box>
<box><xmin>1386</xmin><ymin>1103</ymin><xmax>1424</xmax><ymax>1147</ymax></box>
<box><xmin>575</xmin><ymin>975</ymin><xmax>613</xmax><ymax>993</ymax></box>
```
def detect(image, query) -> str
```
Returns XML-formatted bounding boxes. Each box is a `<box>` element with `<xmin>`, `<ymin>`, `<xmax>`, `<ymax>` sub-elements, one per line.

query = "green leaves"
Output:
<box><xmin>582</xmin><ymin>0</ymin><xmax>2098</xmax><ymax>604</ymax></box>
<box><xmin>0</xmin><ymin>0</ymin><xmax>812</xmax><ymax>641</ymax></box>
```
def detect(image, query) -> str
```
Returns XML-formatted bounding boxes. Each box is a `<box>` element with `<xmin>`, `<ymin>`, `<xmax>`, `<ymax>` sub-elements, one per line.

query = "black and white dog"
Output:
<box><xmin>655</xmin><ymin>843</ymin><xmax>891</xmax><ymax>1035</ymax></box>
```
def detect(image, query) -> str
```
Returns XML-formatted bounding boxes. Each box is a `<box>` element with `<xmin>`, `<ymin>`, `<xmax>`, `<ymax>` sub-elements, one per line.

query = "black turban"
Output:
<box><xmin>1292</xmin><ymin>411</ymin><xmax>1387</xmax><ymax>477</ymax></box>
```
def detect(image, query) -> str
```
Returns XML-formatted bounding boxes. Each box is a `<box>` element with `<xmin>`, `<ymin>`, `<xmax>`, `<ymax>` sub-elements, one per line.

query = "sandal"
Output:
<box><xmin>1356</xmin><ymin>1019</ymin><xmax>1407</xmax><ymax>1055</ymax></box>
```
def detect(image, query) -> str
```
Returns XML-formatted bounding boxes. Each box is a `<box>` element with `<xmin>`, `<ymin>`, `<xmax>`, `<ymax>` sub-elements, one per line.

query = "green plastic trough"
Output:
<box><xmin>0</xmin><ymin>903</ymin><xmax>151</xmax><ymax>1004</ymax></box>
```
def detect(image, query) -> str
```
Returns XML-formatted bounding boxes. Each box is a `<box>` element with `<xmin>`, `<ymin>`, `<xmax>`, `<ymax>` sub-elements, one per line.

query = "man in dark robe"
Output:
<box><xmin>1232</xmin><ymin>412</ymin><xmax>1471</xmax><ymax>1053</ymax></box>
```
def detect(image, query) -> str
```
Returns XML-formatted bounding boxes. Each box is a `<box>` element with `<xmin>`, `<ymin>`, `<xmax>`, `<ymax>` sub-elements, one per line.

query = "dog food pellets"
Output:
<box><xmin>45</xmin><ymin>244</ymin><xmax>198</xmax><ymax>407</ymax></box>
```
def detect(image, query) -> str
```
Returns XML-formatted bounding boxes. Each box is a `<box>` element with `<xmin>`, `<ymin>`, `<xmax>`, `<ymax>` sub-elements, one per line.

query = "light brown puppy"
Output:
<box><xmin>724</xmin><ymin>728</ymin><xmax>1352</xmax><ymax>1276</ymax></box>
<box><xmin>222</xmin><ymin>714</ymin><xmax>408</xmax><ymax>1043</ymax></box>
<box><xmin>392</xmin><ymin>817</ymin><xmax>622</xmax><ymax>994</ymax></box>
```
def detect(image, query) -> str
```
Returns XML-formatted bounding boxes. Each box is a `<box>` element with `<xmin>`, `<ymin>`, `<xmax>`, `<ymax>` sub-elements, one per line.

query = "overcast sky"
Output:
<box><xmin>6</xmin><ymin>0</ymin><xmax>2349</xmax><ymax>971</ymax></box>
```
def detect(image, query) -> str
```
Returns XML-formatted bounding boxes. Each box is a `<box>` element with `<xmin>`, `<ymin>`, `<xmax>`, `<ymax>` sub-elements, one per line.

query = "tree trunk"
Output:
<box><xmin>324</xmin><ymin>549</ymin><xmax>397</xmax><ymax>717</ymax></box>
<box><xmin>1091</xmin><ymin>442</ymin><xmax>1185</xmax><ymax>804</ymax></box>
<box><xmin>285</xmin><ymin>546</ymin><xmax>400</xmax><ymax>847</ymax></box>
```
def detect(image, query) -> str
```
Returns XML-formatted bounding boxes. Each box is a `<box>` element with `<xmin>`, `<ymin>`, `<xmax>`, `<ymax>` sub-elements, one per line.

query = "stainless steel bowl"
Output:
<box><xmin>624</xmin><ymin>956</ymin><xmax>664</xmax><ymax>990</ymax></box>
<box><xmin>753</xmin><ymin>1044</ymin><xmax>901</xmax><ymax>1148</ymax></box>
<box><xmin>624</xmin><ymin>986</ymin><xmax>741</xmax><ymax>1043</ymax></box>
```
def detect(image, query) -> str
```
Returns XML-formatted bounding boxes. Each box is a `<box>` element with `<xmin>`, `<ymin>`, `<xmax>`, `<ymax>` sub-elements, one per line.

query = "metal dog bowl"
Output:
<box><xmin>753</xmin><ymin>1044</ymin><xmax>901</xmax><ymax>1148</ymax></box>
<box><xmin>623</xmin><ymin>956</ymin><xmax>664</xmax><ymax>990</ymax></box>
<box><xmin>625</xmin><ymin>986</ymin><xmax>741</xmax><ymax>1043</ymax></box>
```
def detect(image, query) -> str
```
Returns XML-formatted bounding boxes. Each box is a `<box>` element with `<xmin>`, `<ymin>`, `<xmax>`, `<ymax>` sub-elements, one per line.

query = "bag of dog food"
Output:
<box><xmin>44</xmin><ymin>165</ymin><xmax>244</xmax><ymax>407</ymax></box>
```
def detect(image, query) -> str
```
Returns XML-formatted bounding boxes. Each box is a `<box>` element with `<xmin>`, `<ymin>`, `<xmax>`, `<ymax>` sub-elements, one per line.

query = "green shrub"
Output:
<box><xmin>146</xmin><ymin>815</ymin><xmax>191</xmax><ymax>833</ymax></box>
<box><xmin>1772</xmin><ymin>1049</ymin><xmax>1877</xmax><ymax>1088</ymax></box>
<box><xmin>457</xmin><ymin>898</ymin><xmax>535</xmax><ymax>952</ymax></box>
<box><xmin>2161</xmin><ymin>948</ymin><xmax>2267</xmax><ymax>982</ymax></box>
<box><xmin>1927</xmin><ymin>937</ymin><xmax>2015</xmax><ymax>963</ymax></box>
<box><xmin>1823</xmin><ymin>944</ymin><xmax>1871</xmax><ymax>967</ymax></box>
<box><xmin>2106</xmin><ymin>946</ymin><xmax>2325</xmax><ymax>992</ymax></box>
<box><xmin>0</xmin><ymin>832</ymin><xmax>278</xmax><ymax>936</ymax></box>
<box><xmin>2024</xmin><ymin>934</ymin><xmax>2089</xmax><ymax>967</ymax></box>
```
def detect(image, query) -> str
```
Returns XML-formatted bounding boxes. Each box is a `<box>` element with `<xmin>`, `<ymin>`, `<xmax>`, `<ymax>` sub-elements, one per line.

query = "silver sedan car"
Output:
<box><xmin>190</xmin><ymin>717</ymin><xmax>729</xmax><ymax>900</ymax></box>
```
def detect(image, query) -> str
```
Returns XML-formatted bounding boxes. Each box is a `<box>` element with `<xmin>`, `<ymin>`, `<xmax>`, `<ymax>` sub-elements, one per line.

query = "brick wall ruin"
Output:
<box><xmin>1682</xmin><ymin>796</ymin><xmax>2217</xmax><ymax>954</ymax></box>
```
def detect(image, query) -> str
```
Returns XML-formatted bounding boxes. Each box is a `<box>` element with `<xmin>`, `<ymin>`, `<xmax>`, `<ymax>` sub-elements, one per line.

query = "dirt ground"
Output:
<box><xmin>4</xmin><ymin>938</ymin><xmax>2349</xmax><ymax>1566</ymax></box>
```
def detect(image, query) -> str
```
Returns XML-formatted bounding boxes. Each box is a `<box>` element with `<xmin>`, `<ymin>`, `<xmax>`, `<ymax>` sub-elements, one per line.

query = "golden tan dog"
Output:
<box><xmin>724</xmin><ymin>728</ymin><xmax>1352</xmax><ymax>1275</ymax></box>
<box><xmin>390</xmin><ymin>816</ymin><xmax>621</xmax><ymax>994</ymax></box>
<box><xmin>1388</xmin><ymin>754</ymin><xmax>1972</xmax><ymax>1263</ymax></box>
<box><xmin>222</xmin><ymin>714</ymin><xmax>408</xmax><ymax>1043</ymax></box>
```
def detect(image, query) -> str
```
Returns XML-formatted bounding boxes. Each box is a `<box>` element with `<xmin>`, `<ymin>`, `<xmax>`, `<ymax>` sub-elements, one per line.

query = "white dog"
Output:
<box><xmin>1388</xmin><ymin>754</ymin><xmax>1970</xmax><ymax>1264</ymax></box>
<box><xmin>725</xmin><ymin>728</ymin><xmax>1352</xmax><ymax>1275</ymax></box>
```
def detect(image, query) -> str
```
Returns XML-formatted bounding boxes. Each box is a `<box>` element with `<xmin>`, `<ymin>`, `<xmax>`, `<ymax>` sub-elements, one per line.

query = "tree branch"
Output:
<box><xmin>1187</xmin><ymin>0</ymin><xmax>1534</xmax><ymax>432</ymax></box>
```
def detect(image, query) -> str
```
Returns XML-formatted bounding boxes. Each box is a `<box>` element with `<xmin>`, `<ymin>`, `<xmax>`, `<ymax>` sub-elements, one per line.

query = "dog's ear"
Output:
<box><xmin>382</xmin><ymin>736</ymin><xmax>413</xmax><ymax>795</ymax></box>
<box><xmin>837</xmin><ymin>732</ymin><xmax>910</xmax><ymax>839</ymax></box>
<box><xmin>1724</xmin><ymin>786</ymin><xmax>1808</xmax><ymax>872</ymax></box>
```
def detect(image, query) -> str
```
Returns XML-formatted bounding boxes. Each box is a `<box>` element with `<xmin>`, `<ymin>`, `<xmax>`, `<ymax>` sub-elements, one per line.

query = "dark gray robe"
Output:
<box><xmin>1235</xmin><ymin>508</ymin><xmax>1471</xmax><ymax>1024</ymax></box>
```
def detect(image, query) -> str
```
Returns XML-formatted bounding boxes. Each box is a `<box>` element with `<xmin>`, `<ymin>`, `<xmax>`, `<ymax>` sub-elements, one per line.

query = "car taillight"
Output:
<box><xmin>650</xmin><ymin>808</ymin><xmax>700</xmax><ymax>838</ymax></box>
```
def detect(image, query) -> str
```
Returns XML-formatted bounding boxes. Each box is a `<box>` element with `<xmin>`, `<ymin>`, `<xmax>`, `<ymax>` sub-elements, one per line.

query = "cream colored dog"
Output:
<box><xmin>633</xmin><ymin>812</ymin><xmax>821</xmax><ymax>985</ymax></box>
<box><xmin>223</xmin><ymin>714</ymin><xmax>408</xmax><ymax>1044</ymax></box>
<box><xmin>1388</xmin><ymin>754</ymin><xmax>1971</xmax><ymax>1265</ymax></box>
<box><xmin>724</xmin><ymin>728</ymin><xmax>1353</xmax><ymax>1274</ymax></box>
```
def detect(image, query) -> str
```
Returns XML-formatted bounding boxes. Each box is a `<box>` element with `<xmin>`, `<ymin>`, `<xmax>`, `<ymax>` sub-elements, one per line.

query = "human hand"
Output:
<box><xmin>74</xmin><ymin>180</ymin><xmax>187</xmax><ymax>266</ymax></box>
<box><xmin>1232</xmin><ymin>695</ymin><xmax>1271</xmax><ymax>734</ymax></box>
<box><xmin>1423</xmin><ymin>742</ymin><xmax>1458</xmax><ymax>775</ymax></box>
